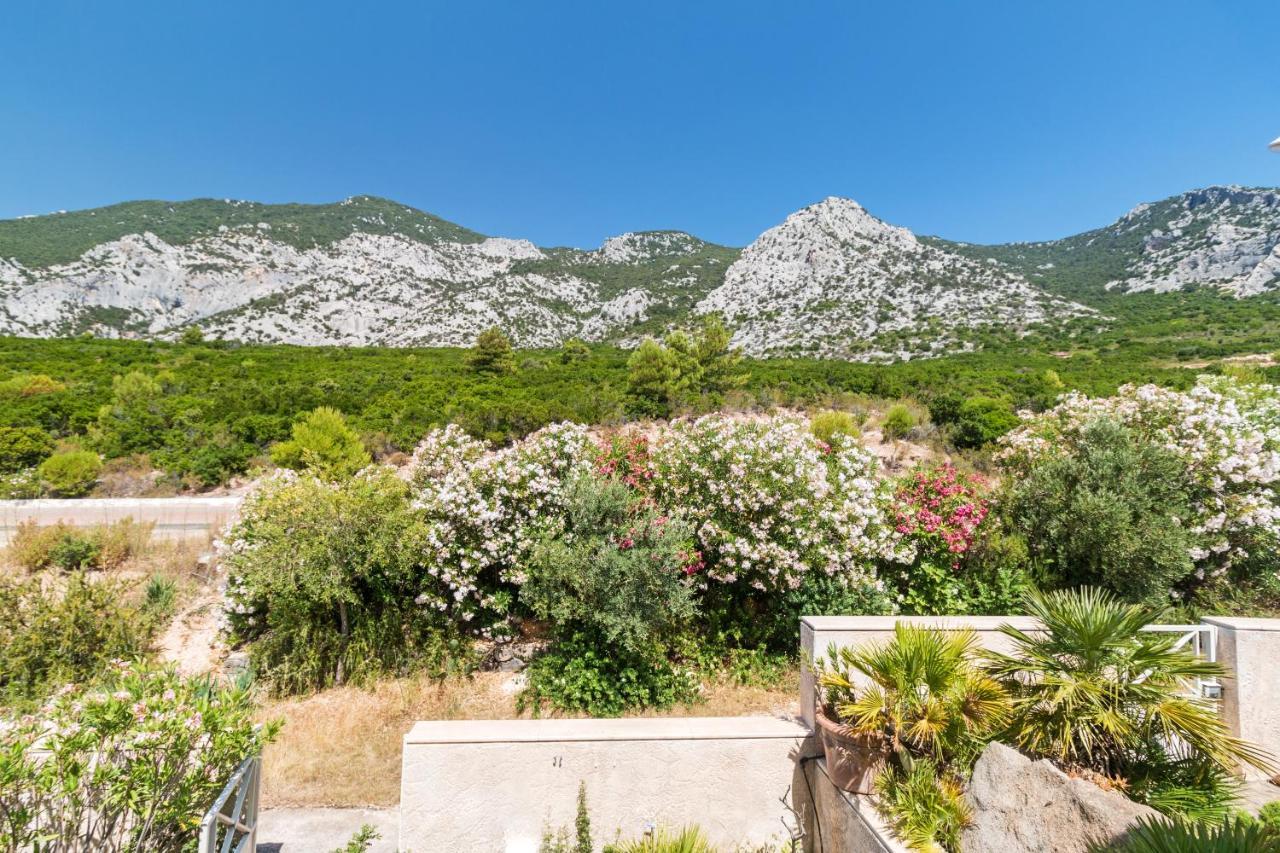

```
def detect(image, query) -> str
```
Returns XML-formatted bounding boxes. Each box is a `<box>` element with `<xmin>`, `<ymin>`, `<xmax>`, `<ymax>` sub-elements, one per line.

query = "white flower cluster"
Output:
<box><xmin>648</xmin><ymin>414</ymin><xmax>902</xmax><ymax>593</ymax></box>
<box><xmin>999</xmin><ymin>375</ymin><xmax>1280</xmax><ymax>573</ymax></box>
<box><xmin>409</xmin><ymin>422</ymin><xmax>596</xmax><ymax>617</ymax></box>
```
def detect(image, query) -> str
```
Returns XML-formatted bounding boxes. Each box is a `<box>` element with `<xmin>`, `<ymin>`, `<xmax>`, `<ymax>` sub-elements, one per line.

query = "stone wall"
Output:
<box><xmin>398</xmin><ymin>717</ymin><xmax>814</xmax><ymax>852</ymax></box>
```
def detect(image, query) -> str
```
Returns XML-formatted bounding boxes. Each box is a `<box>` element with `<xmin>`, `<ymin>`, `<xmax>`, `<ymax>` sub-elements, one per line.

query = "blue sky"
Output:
<box><xmin>3</xmin><ymin>1</ymin><xmax>1278</xmax><ymax>248</ymax></box>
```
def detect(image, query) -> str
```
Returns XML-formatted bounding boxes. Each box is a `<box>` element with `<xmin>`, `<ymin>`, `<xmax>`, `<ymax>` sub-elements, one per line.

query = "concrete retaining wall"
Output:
<box><xmin>795</xmin><ymin>758</ymin><xmax>907</xmax><ymax>853</ymax></box>
<box><xmin>1203</xmin><ymin>617</ymin><xmax>1280</xmax><ymax>780</ymax></box>
<box><xmin>398</xmin><ymin>717</ymin><xmax>813</xmax><ymax>852</ymax></box>
<box><xmin>0</xmin><ymin>497</ymin><xmax>239</xmax><ymax>544</ymax></box>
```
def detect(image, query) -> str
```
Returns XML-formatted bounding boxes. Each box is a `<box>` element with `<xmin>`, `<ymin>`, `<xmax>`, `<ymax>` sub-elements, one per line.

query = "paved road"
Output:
<box><xmin>0</xmin><ymin>497</ymin><xmax>241</xmax><ymax>544</ymax></box>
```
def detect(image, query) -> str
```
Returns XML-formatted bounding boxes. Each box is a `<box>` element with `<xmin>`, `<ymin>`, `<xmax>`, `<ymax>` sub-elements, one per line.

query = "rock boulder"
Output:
<box><xmin>961</xmin><ymin>742</ymin><xmax>1160</xmax><ymax>853</ymax></box>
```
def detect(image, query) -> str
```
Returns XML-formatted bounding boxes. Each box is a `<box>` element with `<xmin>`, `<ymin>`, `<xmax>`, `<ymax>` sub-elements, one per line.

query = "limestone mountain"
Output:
<box><xmin>0</xmin><ymin>197</ymin><xmax>734</xmax><ymax>347</ymax></box>
<box><xmin>941</xmin><ymin>186</ymin><xmax>1280</xmax><ymax>300</ymax></box>
<box><xmin>697</xmin><ymin>197</ymin><xmax>1094</xmax><ymax>359</ymax></box>
<box><xmin>1</xmin><ymin>186</ymin><xmax>1277</xmax><ymax>361</ymax></box>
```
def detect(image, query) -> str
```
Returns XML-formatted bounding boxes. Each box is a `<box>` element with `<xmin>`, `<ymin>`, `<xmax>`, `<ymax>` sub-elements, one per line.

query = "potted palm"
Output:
<box><xmin>813</xmin><ymin>624</ymin><xmax>1008</xmax><ymax>794</ymax></box>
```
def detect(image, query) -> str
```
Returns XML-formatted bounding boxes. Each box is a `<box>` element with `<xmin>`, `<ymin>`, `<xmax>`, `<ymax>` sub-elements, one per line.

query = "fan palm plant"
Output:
<box><xmin>1088</xmin><ymin>814</ymin><xmax>1280</xmax><ymax>853</ymax></box>
<box><xmin>816</xmin><ymin>623</ymin><xmax>1009</xmax><ymax>765</ymax></box>
<box><xmin>985</xmin><ymin>588</ymin><xmax>1274</xmax><ymax>778</ymax></box>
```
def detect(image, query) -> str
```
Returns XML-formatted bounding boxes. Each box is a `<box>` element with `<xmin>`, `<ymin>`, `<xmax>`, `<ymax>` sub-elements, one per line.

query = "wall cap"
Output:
<box><xmin>404</xmin><ymin>715</ymin><xmax>811</xmax><ymax>745</ymax></box>
<box><xmin>800</xmin><ymin>615</ymin><xmax>1040</xmax><ymax>631</ymax></box>
<box><xmin>1201</xmin><ymin>616</ymin><xmax>1280</xmax><ymax>632</ymax></box>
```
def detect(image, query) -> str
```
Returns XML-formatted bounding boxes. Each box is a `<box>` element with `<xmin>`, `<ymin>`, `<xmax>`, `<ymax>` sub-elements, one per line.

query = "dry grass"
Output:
<box><xmin>258</xmin><ymin>668</ymin><xmax>801</xmax><ymax>808</ymax></box>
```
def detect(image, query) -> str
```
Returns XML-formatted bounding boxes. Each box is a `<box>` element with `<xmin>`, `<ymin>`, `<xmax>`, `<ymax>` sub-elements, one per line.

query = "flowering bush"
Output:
<box><xmin>999</xmin><ymin>376</ymin><xmax>1280</xmax><ymax>583</ymax></box>
<box><xmin>409</xmin><ymin>422</ymin><xmax>596</xmax><ymax>623</ymax></box>
<box><xmin>648</xmin><ymin>414</ymin><xmax>903</xmax><ymax>594</ymax></box>
<box><xmin>0</xmin><ymin>660</ymin><xmax>278</xmax><ymax>852</ymax></box>
<box><xmin>892</xmin><ymin>463</ymin><xmax>991</xmax><ymax>568</ymax></box>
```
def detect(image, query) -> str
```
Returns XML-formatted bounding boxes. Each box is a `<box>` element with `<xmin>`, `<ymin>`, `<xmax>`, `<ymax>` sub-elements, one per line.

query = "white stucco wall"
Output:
<box><xmin>399</xmin><ymin>717</ymin><xmax>814</xmax><ymax>852</ymax></box>
<box><xmin>0</xmin><ymin>496</ymin><xmax>239</xmax><ymax>543</ymax></box>
<box><xmin>799</xmin><ymin>615</ymin><xmax>1040</xmax><ymax>729</ymax></box>
<box><xmin>1202</xmin><ymin>617</ymin><xmax>1280</xmax><ymax>780</ymax></box>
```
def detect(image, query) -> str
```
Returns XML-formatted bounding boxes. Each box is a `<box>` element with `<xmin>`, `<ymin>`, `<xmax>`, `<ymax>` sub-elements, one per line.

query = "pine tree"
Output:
<box><xmin>626</xmin><ymin>338</ymin><xmax>679</xmax><ymax>417</ymax></box>
<box><xmin>467</xmin><ymin>326</ymin><xmax>516</xmax><ymax>375</ymax></box>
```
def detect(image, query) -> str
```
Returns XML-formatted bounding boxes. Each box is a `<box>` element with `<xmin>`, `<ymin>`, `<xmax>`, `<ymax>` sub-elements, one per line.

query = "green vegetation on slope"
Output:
<box><xmin>2</xmin><ymin>288</ymin><xmax>1278</xmax><ymax>491</ymax></box>
<box><xmin>0</xmin><ymin>195</ymin><xmax>485</xmax><ymax>268</ymax></box>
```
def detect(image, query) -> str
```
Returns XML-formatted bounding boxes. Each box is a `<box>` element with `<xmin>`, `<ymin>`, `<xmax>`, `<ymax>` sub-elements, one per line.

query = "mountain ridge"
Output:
<box><xmin>2</xmin><ymin>186</ymin><xmax>1278</xmax><ymax>360</ymax></box>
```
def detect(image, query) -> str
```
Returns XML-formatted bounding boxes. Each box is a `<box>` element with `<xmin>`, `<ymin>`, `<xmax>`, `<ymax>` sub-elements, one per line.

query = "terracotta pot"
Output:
<box><xmin>814</xmin><ymin>708</ymin><xmax>887</xmax><ymax>794</ymax></box>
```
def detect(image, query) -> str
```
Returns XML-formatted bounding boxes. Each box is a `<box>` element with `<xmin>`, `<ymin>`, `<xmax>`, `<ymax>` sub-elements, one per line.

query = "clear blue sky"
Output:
<box><xmin>3</xmin><ymin>1</ymin><xmax>1278</xmax><ymax>248</ymax></box>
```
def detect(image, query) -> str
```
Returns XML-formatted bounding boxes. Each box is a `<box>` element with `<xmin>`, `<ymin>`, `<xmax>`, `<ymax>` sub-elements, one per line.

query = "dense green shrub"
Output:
<box><xmin>950</xmin><ymin>395</ymin><xmax>1019</xmax><ymax>448</ymax></box>
<box><xmin>0</xmin><ymin>573</ymin><xmax>160</xmax><ymax>707</ymax></box>
<box><xmin>521</xmin><ymin>476</ymin><xmax>699</xmax><ymax>655</ymax></box>
<box><xmin>36</xmin><ymin>449</ymin><xmax>102</xmax><ymax>496</ymax></box>
<box><xmin>880</xmin><ymin>403</ymin><xmax>917</xmax><ymax>440</ymax></box>
<box><xmin>269</xmin><ymin>406</ymin><xmax>371</xmax><ymax>480</ymax></box>
<box><xmin>520</xmin><ymin>632</ymin><xmax>698</xmax><ymax>717</ymax></box>
<box><xmin>809</xmin><ymin>409</ymin><xmax>860</xmax><ymax>444</ymax></box>
<box><xmin>0</xmin><ymin>426</ymin><xmax>54</xmax><ymax>473</ymax></box>
<box><xmin>1005</xmin><ymin>418</ymin><xmax>1196</xmax><ymax>602</ymax></box>
<box><xmin>520</xmin><ymin>476</ymin><xmax>701</xmax><ymax>715</ymax></box>
<box><xmin>0</xmin><ymin>661</ymin><xmax>278</xmax><ymax>852</ymax></box>
<box><xmin>220</xmin><ymin>467</ymin><xmax>468</xmax><ymax>694</ymax></box>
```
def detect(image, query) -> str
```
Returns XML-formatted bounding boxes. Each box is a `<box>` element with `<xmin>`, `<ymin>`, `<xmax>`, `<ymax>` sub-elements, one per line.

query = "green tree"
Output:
<box><xmin>270</xmin><ymin>406</ymin><xmax>371</xmax><ymax>480</ymax></box>
<box><xmin>625</xmin><ymin>338</ymin><xmax>680</xmax><ymax>417</ymax></box>
<box><xmin>0</xmin><ymin>426</ymin><xmax>55</xmax><ymax>474</ymax></box>
<box><xmin>179</xmin><ymin>325</ymin><xmax>205</xmax><ymax>345</ymax></box>
<box><xmin>91</xmin><ymin>371</ymin><xmax>170</xmax><ymax>457</ymax></box>
<box><xmin>467</xmin><ymin>326</ymin><xmax>516</xmax><ymax>375</ymax></box>
<box><xmin>690</xmin><ymin>313</ymin><xmax>745</xmax><ymax>399</ymax></box>
<box><xmin>559</xmin><ymin>338</ymin><xmax>591</xmax><ymax>364</ymax></box>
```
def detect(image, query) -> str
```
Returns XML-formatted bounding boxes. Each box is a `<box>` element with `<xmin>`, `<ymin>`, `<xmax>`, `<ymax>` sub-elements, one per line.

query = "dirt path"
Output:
<box><xmin>157</xmin><ymin>575</ymin><xmax>226</xmax><ymax>676</ymax></box>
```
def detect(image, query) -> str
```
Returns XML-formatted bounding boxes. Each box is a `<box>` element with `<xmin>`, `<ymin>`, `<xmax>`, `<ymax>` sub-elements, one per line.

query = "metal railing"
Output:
<box><xmin>1139</xmin><ymin>623</ymin><xmax>1221</xmax><ymax>698</ymax></box>
<box><xmin>198</xmin><ymin>754</ymin><xmax>261</xmax><ymax>853</ymax></box>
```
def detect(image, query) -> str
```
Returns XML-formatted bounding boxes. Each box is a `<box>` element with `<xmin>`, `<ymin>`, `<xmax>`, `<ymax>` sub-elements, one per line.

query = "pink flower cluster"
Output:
<box><xmin>893</xmin><ymin>463</ymin><xmax>990</xmax><ymax>567</ymax></box>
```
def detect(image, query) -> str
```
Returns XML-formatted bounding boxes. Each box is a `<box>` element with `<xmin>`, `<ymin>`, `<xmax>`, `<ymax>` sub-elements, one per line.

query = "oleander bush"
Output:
<box><xmin>0</xmin><ymin>661</ymin><xmax>279</xmax><ymax>852</ymax></box>
<box><xmin>0</xmin><ymin>573</ymin><xmax>163</xmax><ymax>708</ymax></box>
